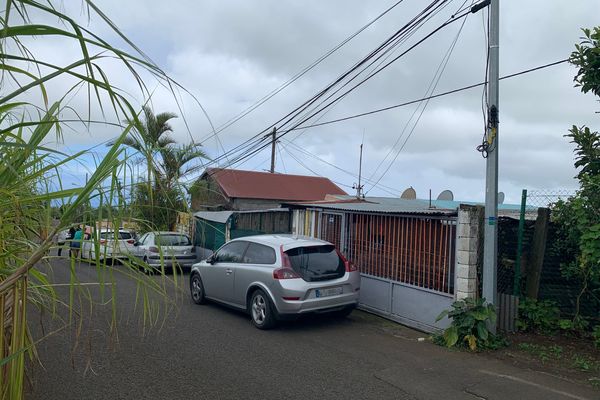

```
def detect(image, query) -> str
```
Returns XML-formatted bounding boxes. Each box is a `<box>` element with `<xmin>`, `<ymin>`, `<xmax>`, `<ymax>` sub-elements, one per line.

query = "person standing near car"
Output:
<box><xmin>60</xmin><ymin>226</ymin><xmax>76</xmax><ymax>257</ymax></box>
<box><xmin>70</xmin><ymin>226</ymin><xmax>83</xmax><ymax>258</ymax></box>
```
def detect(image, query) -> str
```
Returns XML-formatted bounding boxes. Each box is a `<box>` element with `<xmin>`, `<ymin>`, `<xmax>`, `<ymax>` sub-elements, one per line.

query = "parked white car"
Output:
<box><xmin>56</xmin><ymin>228</ymin><xmax>74</xmax><ymax>257</ymax></box>
<box><xmin>132</xmin><ymin>232</ymin><xmax>197</xmax><ymax>270</ymax></box>
<box><xmin>82</xmin><ymin>228</ymin><xmax>136</xmax><ymax>262</ymax></box>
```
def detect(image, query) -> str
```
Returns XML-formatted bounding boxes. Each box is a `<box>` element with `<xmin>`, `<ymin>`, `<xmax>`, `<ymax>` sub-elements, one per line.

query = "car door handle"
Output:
<box><xmin>225</xmin><ymin>269</ymin><xmax>233</xmax><ymax>275</ymax></box>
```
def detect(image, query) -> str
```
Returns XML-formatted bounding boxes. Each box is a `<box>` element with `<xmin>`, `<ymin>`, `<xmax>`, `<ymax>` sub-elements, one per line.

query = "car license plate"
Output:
<box><xmin>315</xmin><ymin>287</ymin><xmax>343</xmax><ymax>298</ymax></box>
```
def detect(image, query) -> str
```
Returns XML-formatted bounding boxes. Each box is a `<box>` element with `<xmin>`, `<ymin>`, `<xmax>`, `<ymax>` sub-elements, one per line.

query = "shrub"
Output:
<box><xmin>516</xmin><ymin>298</ymin><xmax>560</xmax><ymax>333</ymax></box>
<box><xmin>435</xmin><ymin>297</ymin><xmax>505</xmax><ymax>351</ymax></box>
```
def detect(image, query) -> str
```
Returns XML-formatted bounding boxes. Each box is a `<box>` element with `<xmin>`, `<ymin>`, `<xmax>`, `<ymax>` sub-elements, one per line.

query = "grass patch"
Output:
<box><xmin>517</xmin><ymin>342</ymin><xmax>600</xmax><ymax>375</ymax></box>
<box><xmin>572</xmin><ymin>355</ymin><xmax>600</xmax><ymax>372</ymax></box>
<box><xmin>517</xmin><ymin>343</ymin><xmax>563</xmax><ymax>362</ymax></box>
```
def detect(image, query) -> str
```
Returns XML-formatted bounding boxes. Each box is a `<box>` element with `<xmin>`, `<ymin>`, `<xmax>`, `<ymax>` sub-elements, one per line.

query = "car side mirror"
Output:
<box><xmin>207</xmin><ymin>254</ymin><xmax>216</xmax><ymax>264</ymax></box>
<box><xmin>133</xmin><ymin>241</ymin><xmax>140</xmax><ymax>246</ymax></box>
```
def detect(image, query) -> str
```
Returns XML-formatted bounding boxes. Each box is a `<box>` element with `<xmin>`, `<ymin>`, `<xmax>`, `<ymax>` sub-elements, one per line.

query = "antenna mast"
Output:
<box><xmin>353</xmin><ymin>143</ymin><xmax>364</xmax><ymax>199</ymax></box>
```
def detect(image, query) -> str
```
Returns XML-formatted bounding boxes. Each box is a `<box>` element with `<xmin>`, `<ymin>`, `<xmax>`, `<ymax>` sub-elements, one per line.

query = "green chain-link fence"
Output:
<box><xmin>496</xmin><ymin>189</ymin><xmax>599</xmax><ymax>323</ymax></box>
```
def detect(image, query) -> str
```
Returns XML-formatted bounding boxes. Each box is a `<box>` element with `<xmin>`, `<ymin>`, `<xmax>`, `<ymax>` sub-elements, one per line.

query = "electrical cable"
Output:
<box><xmin>281</xmin><ymin>145</ymin><xmax>355</xmax><ymax>190</ymax></box>
<box><xmin>281</xmin><ymin>0</ymin><xmax>456</xmax><ymax>146</ymax></box>
<box><xmin>272</xmin><ymin>4</ymin><xmax>471</xmax><ymax>138</ymax></box>
<box><xmin>204</xmin><ymin>0</ymin><xmax>451</xmax><ymax>171</ymax></box>
<box><xmin>279</xmin><ymin>59</ymin><xmax>568</xmax><ymax>133</ymax></box>
<box><xmin>282</xmin><ymin>139</ymin><xmax>401</xmax><ymax>196</ymax></box>
<box><xmin>272</xmin><ymin>0</ymin><xmax>454</xmax><ymax>137</ymax></box>
<box><xmin>197</xmin><ymin>0</ymin><xmax>409</xmax><ymax>145</ymax></box>
<box><xmin>215</xmin><ymin>1</ymin><xmax>467</xmax><ymax>171</ymax></box>
<box><xmin>200</xmin><ymin>0</ymin><xmax>514</xmax><ymax>174</ymax></box>
<box><xmin>366</xmin><ymin>1</ymin><xmax>472</xmax><ymax>187</ymax></box>
<box><xmin>477</xmin><ymin>5</ymin><xmax>491</xmax><ymax>158</ymax></box>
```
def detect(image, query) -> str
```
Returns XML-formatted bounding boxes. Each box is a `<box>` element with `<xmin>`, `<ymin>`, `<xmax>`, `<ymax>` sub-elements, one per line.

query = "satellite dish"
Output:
<box><xmin>400</xmin><ymin>187</ymin><xmax>416</xmax><ymax>200</ymax></box>
<box><xmin>498</xmin><ymin>192</ymin><xmax>505</xmax><ymax>204</ymax></box>
<box><xmin>437</xmin><ymin>190</ymin><xmax>454</xmax><ymax>201</ymax></box>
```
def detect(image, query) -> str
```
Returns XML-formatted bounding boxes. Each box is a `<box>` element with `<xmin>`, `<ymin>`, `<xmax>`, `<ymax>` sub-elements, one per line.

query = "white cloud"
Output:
<box><xmin>9</xmin><ymin>0</ymin><xmax>599</xmax><ymax>204</ymax></box>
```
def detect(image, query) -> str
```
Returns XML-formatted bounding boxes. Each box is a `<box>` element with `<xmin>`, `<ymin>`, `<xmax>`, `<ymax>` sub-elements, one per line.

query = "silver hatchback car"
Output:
<box><xmin>189</xmin><ymin>234</ymin><xmax>361</xmax><ymax>329</ymax></box>
<box><xmin>132</xmin><ymin>231</ymin><xmax>197</xmax><ymax>270</ymax></box>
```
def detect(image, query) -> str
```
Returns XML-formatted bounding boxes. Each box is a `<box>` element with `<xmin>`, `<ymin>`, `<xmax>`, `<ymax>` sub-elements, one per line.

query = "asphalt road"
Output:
<box><xmin>26</xmin><ymin>257</ymin><xmax>599</xmax><ymax>400</ymax></box>
<box><xmin>26</xmin><ymin>257</ymin><xmax>417</xmax><ymax>400</ymax></box>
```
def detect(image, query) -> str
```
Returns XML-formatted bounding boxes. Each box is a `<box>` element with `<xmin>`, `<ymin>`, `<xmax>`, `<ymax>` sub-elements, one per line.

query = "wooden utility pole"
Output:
<box><xmin>270</xmin><ymin>127</ymin><xmax>276</xmax><ymax>173</ymax></box>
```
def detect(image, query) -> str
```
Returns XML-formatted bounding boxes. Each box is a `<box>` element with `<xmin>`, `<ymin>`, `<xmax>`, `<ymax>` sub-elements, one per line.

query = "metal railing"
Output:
<box><xmin>0</xmin><ymin>271</ymin><xmax>28</xmax><ymax>400</ymax></box>
<box><xmin>344</xmin><ymin>214</ymin><xmax>456</xmax><ymax>295</ymax></box>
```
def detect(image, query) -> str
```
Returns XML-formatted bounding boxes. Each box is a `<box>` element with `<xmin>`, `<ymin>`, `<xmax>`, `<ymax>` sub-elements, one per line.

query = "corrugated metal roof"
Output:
<box><xmin>193</xmin><ymin>208</ymin><xmax>290</xmax><ymax>223</ymax></box>
<box><xmin>290</xmin><ymin>197</ymin><xmax>457</xmax><ymax>216</ymax></box>
<box><xmin>203</xmin><ymin>168</ymin><xmax>346</xmax><ymax>201</ymax></box>
<box><xmin>193</xmin><ymin>211</ymin><xmax>232</xmax><ymax>224</ymax></box>
<box><xmin>289</xmin><ymin>195</ymin><xmax>537</xmax><ymax>219</ymax></box>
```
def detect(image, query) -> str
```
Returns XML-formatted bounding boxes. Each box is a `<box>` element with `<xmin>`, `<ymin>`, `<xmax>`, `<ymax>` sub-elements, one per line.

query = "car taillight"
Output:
<box><xmin>149</xmin><ymin>246</ymin><xmax>159</xmax><ymax>253</ymax></box>
<box><xmin>336</xmin><ymin>250</ymin><xmax>358</xmax><ymax>272</ymax></box>
<box><xmin>273</xmin><ymin>267</ymin><xmax>301</xmax><ymax>280</ymax></box>
<box><xmin>99</xmin><ymin>239</ymin><xmax>106</xmax><ymax>245</ymax></box>
<box><xmin>280</xmin><ymin>245</ymin><xmax>292</xmax><ymax>268</ymax></box>
<box><xmin>345</xmin><ymin>260</ymin><xmax>358</xmax><ymax>272</ymax></box>
<box><xmin>127</xmin><ymin>239</ymin><xmax>135</xmax><ymax>244</ymax></box>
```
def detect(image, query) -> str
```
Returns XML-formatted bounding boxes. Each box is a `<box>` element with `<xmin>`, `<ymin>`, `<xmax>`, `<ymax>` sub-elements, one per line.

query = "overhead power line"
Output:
<box><xmin>366</xmin><ymin>6</ymin><xmax>471</xmax><ymax>191</ymax></box>
<box><xmin>198</xmin><ymin>0</ymin><xmax>408</xmax><ymax>145</ymax></box>
<box><xmin>210</xmin><ymin>0</ymin><xmax>463</xmax><ymax>170</ymax></box>
<box><xmin>283</xmin><ymin>58</ymin><xmax>569</xmax><ymax>132</ymax></box>
<box><xmin>282</xmin><ymin>139</ymin><xmax>402</xmax><ymax>196</ymax></box>
<box><xmin>272</xmin><ymin>2</ymin><xmax>472</xmax><ymax>138</ymax></box>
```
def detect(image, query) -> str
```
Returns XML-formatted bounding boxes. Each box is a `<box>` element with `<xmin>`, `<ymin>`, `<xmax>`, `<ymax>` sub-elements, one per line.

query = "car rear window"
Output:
<box><xmin>99</xmin><ymin>231</ymin><xmax>133</xmax><ymax>240</ymax></box>
<box><xmin>155</xmin><ymin>234</ymin><xmax>191</xmax><ymax>246</ymax></box>
<box><xmin>285</xmin><ymin>245</ymin><xmax>345</xmax><ymax>282</ymax></box>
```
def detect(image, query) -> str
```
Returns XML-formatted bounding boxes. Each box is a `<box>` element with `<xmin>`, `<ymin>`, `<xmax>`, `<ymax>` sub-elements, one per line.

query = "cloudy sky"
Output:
<box><xmin>19</xmin><ymin>0</ymin><xmax>600</xmax><ymax>204</ymax></box>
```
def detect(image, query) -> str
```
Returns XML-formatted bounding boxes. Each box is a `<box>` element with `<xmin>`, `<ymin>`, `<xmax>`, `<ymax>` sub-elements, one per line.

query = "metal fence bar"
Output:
<box><xmin>347</xmin><ymin>214</ymin><xmax>456</xmax><ymax>295</ymax></box>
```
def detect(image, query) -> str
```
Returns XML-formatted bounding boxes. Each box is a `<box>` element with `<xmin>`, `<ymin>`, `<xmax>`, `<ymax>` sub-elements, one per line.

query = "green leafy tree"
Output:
<box><xmin>552</xmin><ymin>26</ymin><xmax>600</xmax><ymax>321</ymax></box>
<box><xmin>131</xmin><ymin>183</ymin><xmax>184</xmax><ymax>230</ymax></box>
<box><xmin>571</xmin><ymin>27</ymin><xmax>600</xmax><ymax>97</ymax></box>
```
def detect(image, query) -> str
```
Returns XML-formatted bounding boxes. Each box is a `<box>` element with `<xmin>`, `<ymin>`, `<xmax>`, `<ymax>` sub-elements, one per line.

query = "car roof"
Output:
<box><xmin>230</xmin><ymin>234</ymin><xmax>332</xmax><ymax>251</ymax></box>
<box><xmin>143</xmin><ymin>231</ymin><xmax>190</xmax><ymax>236</ymax></box>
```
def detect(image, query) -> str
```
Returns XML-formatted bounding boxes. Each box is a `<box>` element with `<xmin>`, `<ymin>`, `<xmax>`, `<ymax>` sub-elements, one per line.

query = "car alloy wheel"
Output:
<box><xmin>190</xmin><ymin>274</ymin><xmax>205</xmax><ymax>304</ymax></box>
<box><xmin>252</xmin><ymin>293</ymin><xmax>267</xmax><ymax>324</ymax></box>
<box><xmin>250</xmin><ymin>289</ymin><xmax>276</xmax><ymax>329</ymax></box>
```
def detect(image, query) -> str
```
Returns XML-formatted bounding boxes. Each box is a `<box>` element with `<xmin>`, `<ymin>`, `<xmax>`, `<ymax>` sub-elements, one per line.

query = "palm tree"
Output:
<box><xmin>159</xmin><ymin>142</ymin><xmax>208</xmax><ymax>190</ymax></box>
<box><xmin>122</xmin><ymin>105</ymin><xmax>178</xmax><ymax>183</ymax></box>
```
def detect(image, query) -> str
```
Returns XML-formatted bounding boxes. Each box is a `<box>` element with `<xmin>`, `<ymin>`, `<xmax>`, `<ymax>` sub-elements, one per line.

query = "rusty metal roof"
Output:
<box><xmin>203</xmin><ymin>168</ymin><xmax>347</xmax><ymax>201</ymax></box>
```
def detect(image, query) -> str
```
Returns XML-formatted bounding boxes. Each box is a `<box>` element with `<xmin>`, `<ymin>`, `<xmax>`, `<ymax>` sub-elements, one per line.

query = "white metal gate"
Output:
<box><xmin>320</xmin><ymin>212</ymin><xmax>457</xmax><ymax>333</ymax></box>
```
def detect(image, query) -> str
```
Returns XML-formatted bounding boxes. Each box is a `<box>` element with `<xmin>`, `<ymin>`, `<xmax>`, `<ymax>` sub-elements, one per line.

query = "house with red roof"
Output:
<box><xmin>191</xmin><ymin>168</ymin><xmax>347</xmax><ymax>211</ymax></box>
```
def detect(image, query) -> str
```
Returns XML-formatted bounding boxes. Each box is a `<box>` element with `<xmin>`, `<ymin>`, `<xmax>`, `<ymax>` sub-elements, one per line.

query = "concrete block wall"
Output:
<box><xmin>455</xmin><ymin>204</ymin><xmax>483</xmax><ymax>300</ymax></box>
